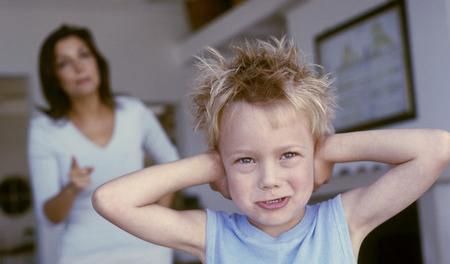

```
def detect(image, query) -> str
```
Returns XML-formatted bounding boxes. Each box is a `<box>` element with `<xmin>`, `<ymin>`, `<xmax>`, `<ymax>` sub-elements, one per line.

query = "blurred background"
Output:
<box><xmin>0</xmin><ymin>0</ymin><xmax>450</xmax><ymax>263</ymax></box>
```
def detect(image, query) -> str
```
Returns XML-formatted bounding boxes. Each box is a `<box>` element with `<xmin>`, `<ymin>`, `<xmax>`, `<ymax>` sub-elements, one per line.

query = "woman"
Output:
<box><xmin>28</xmin><ymin>24</ymin><xmax>179</xmax><ymax>264</ymax></box>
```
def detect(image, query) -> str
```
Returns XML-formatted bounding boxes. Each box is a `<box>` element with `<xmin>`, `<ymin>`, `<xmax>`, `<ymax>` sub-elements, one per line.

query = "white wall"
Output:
<box><xmin>0</xmin><ymin>0</ymin><xmax>188</xmax><ymax>106</ymax></box>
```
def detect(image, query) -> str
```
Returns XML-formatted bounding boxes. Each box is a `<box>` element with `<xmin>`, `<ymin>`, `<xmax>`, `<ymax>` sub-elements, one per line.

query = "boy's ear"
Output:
<box><xmin>209</xmin><ymin>177</ymin><xmax>231</xmax><ymax>200</ymax></box>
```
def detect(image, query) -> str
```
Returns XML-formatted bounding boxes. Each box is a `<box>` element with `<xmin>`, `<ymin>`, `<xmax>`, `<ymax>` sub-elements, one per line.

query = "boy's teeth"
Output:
<box><xmin>265</xmin><ymin>198</ymin><xmax>281</xmax><ymax>204</ymax></box>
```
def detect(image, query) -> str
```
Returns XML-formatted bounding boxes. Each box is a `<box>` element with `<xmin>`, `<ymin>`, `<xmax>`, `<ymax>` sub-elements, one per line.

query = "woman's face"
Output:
<box><xmin>54</xmin><ymin>36</ymin><xmax>100</xmax><ymax>100</ymax></box>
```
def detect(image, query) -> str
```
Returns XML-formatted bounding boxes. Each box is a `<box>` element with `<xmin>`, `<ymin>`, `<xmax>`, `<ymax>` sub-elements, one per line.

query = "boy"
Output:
<box><xmin>93</xmin><ymin>38</ymin><xmax>450</xmax><ymax>263</ymax></box>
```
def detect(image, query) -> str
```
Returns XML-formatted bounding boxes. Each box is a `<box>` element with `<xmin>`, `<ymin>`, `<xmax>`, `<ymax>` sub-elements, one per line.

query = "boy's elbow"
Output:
<box><xmin>437</xmin><ymin>130</ymin><xmax>450</xmax><ymax>161</ymax></box>
<box><xmin>92</xmin><ymin>185</ymin><xmax>115</xmax><ymax>217</ymax></box>
<box><xmin>441</xmin><ymin>130</ymin><xmax>450</xmax><ymax>163</ymax></box>
<box><xmin>429</xmin><ymin>129</ymin><xmax>450</xmax><ymax>165</ymax></box>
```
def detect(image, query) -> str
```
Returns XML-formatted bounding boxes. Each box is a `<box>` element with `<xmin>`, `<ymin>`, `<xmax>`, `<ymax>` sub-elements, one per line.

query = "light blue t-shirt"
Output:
<box><xmin>206</xmin><ymin>195</ymin><xmax>356</xmax><ymax>264</ymax></box>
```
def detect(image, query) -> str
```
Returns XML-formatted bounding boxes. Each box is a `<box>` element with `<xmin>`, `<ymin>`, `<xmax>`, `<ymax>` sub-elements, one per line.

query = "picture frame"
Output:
<box><xmin>315</xmin><ymin>0</ymin><xmax>416</xmax><ymax>132</ymax></box>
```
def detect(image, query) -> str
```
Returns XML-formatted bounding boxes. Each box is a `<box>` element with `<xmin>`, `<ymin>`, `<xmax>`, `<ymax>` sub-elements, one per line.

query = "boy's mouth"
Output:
<box><xmin>256</xmin><ymin>197</ymin><xmax>289</xmax><ymax>210</ymax></box>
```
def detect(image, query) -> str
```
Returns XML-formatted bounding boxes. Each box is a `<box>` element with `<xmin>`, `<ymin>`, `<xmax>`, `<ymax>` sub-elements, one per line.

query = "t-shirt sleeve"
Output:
<box><xmin>206</xmin><ymin>209</ymin><xmax>218</xmax><ymax>264</ymax></box>
<box><xmin>27</xmin><ymin>117</ymin><xmax>62</xmax><ymax>225</ymax></box>
<box><xmin>138</xmin><ymin>100</ymin><xmax>179</xmax><ymax>163</ymax></box>
<box><xmin>330</xmin><ymin>194</ymin><xmax>355</xmax><ymax>262</ymax></box>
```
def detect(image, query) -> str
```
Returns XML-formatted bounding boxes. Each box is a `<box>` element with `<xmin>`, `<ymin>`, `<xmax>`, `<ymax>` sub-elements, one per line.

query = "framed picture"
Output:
<box><xmin>315</xmin><ymin>0</ymin><xmax>416</xmax><ymax>132</ymax></box>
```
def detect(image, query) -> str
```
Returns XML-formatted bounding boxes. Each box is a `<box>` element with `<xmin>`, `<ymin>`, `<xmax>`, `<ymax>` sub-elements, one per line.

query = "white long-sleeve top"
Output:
<box><xmin>28</xmin><ymin>96</ymin><xmax>179</xmax><ymax>264</ymax></box>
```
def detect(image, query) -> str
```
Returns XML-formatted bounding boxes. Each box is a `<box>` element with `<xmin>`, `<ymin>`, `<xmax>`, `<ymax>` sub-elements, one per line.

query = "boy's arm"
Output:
<box><xmin>92</xmin><ymin>152</ymin><xmax>224</xmax><ymax>260</ymax></box>
<box><xmin>316</xmin><ymin>129</ymin><xmax>450</xmax><ymax>254</ymax></box>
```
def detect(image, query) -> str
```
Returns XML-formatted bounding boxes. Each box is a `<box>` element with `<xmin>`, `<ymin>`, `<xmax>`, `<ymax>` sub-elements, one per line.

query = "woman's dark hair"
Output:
<box><xmin>38</xmin><ymin>24</ymin><xmax>115</xmax><ymax>119</ymax></box>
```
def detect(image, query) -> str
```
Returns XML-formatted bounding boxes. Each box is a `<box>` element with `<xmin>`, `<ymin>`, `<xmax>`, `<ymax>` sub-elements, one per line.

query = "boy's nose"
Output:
<box><xmin>258</xmin><ymin>162</ymin><xmax>281</xmax><ymax>190</ymax></box>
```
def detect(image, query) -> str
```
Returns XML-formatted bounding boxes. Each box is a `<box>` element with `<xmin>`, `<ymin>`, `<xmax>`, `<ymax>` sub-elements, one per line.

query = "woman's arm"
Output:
<box><xmin>316</xmin><ymin>129</ymin><xmax>450</xmax><ymax>254</ymax></box>
<box><xmin>28</xmin><ymin>118</ymin><xmax>93</xmax><ymax>224</ymax></box>
<box><xmin>43</xmin><ymin>157</ymin><xmax>93</xmax><ymax>223</ymax></box>
<box><xmin>92</xmin><ymin>152</ymin><xmax>224</xmax><ymax>260</ymax></box>
<box><xmin>28</xmin><ymin>120</ymin><xmax>69</xmax><ymax>224</ymax></box>
<box><xmin>43</xmin><ymin>184</ymin><xmax>78</xmax><ymax>223</ymax></box>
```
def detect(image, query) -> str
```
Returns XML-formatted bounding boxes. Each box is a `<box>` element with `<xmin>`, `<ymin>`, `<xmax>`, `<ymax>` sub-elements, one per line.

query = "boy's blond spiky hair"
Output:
<box><xmin>191</xmin><ymin>37</ymin><xmax>336</xmax><ymax>149</ymax></box>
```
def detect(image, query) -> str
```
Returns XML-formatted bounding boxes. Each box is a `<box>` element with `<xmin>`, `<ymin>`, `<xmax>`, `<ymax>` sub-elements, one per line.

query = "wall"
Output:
<box><xmin>0</xmin><ymin>0</ymin><xmax>188</xmax><ymax>107</ymax></box>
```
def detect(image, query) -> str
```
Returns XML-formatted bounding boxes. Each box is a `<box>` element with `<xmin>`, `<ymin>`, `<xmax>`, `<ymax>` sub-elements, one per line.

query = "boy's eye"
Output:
<box><xmin>236</xmin><ymin>157</ymin><xmax>254</xmax><ymax>164</ymax></box>
<box><xmin>281</xmin><ymin>152</ymin><xmax>298</xmax><ymax>160</ymax></box>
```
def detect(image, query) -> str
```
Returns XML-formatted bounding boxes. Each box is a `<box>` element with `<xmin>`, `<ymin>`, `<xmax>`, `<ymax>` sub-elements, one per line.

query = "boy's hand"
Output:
<box><xmin>207</xmin><ymin>151</ymin><xmax>230</xmax><ymax>199</ymax></box>
<box><xmin>314</xmin><ymin>158</ymin><xmax>334</xmax><ymax>191</ymax></box>
<box><xmin>314</xmin><ymin>136</ymin><xmax>334</xmax><ymax>191</ymax></box>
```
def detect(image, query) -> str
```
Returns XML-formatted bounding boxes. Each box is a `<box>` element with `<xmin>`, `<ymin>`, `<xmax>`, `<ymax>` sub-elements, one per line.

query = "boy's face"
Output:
<box><xmin>219</xmin><ymin>101</ymin><xmax>315</xmax><ymax>237</ymax></box>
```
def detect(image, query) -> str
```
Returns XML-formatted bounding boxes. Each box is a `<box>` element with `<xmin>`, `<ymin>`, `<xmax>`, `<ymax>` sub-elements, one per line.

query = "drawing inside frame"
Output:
<box><xmin>315</xmin><ymin>0</ymin><xmax>416</xmax><ymax>132</ymax></box>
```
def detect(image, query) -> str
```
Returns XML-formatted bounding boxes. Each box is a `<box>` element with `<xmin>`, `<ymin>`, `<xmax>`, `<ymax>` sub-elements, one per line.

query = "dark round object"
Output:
<box><xmin>0</xmin><ymin>176</ymin><xmax>31</xmax><ymax>216</ymax></box>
